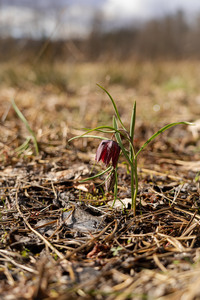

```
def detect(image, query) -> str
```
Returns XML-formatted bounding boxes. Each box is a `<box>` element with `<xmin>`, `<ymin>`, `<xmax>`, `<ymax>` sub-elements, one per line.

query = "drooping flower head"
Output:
<box><xmin>95</xmin><ymin>140</ymin><xmax>121</xmax><ymax>169</ymax></box>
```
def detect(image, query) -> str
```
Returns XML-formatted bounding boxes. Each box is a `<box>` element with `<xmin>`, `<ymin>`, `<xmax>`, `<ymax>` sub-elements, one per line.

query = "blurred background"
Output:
<box><xmin>1</xmin><ymin>0</ymin><xmax>200</xmax><ymax>61</ymax></box>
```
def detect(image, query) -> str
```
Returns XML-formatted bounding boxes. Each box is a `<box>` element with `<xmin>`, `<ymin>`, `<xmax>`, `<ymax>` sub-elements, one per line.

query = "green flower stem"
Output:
<box><xmin>133</xmin><ymin>157</ymin><xmax>138</xmax><ymax>216</ymax></box>
<box><xmin>112</xmin><ymin>169</ymin><xmax>118</xmax><ymax>208</ymax></box>
<box><xmin>130</xmin><ymin>164</ymin><xmax>135</xmax><ymax>214</ymax></box>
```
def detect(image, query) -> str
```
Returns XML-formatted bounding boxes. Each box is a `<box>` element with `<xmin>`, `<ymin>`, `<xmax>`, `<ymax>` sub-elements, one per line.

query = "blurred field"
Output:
<box><xmin>1</xmin><ymin>59</ymin><xmax>200</xmax><ymax>126</ymax></box>
<box><xmin>1</xmin><ymin>58</ymin><xmax>200</xmax><ymax>166</ymax></box>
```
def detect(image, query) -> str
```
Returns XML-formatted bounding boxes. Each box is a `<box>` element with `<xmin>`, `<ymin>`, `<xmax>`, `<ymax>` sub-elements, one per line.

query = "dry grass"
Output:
<box><xmin>0</xmin><ymin>59</ymin><xmax>200</xmax><ymax>299</ymax></box>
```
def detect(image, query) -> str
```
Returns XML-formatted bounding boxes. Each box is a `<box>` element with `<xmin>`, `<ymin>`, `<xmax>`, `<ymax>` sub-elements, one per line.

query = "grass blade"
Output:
<box><xmin>69</xmin><ymin>135</ymin><xmax>108</xmax><ymax>142</ymax></box>
<box><xmin>130</xmin><ymin>101</ymin><xmax>136</xmax><ymax>143</ymax></box>
<box><xmin>97</xmin><ymin>84</ymin><xmax>126</xmax><ymax>131</ymax></box>
<box><xmin>113</xmin><ymin>116</ymin><xmax>132</xmax><ymax>165</ymax></box>
<box><xmin>16</xmin><ymin>137</ymin><xmax>31</xmax><ymax>153</ymax></box>
<box><xmin>79</xmin><ymin>166</ymin><xmax>112</xmax><ymax>182</ymax></box>
<box><xmin>68</xmin><ymin>126</ymin><xmax>128</xmax><ymax>142</ymax></box>
<box><xmin>82</xmin><ymin>128</ymin><xmax>116</xmax><ymax>134</ymax></box>
<box><xmin>136</xmin><ymin>121</ymin><xmax>191</xmax><ymax>158</ymax></box>
<box><xmin>129</xmin><ymin>101</ymin><xmax>136</xmax><ymax>160</ymax></box>
<box><xmin>12</xmin><ymin>99</ymin><xmax>39</xmax><ymax>155</ymax></box>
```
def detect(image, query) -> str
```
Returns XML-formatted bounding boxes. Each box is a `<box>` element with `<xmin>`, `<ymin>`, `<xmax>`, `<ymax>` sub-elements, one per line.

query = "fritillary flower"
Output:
<box><xmin>95</xmin><ymin>140</ymin><xmax>121</xmax><ymax>169</ymax></box>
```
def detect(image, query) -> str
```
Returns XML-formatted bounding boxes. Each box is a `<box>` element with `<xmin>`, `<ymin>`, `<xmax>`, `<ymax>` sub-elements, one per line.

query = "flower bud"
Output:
<box><xmin>105</xmin><ymin>169</ymin><xmax>116</xmax><ymax>192</ymax></box>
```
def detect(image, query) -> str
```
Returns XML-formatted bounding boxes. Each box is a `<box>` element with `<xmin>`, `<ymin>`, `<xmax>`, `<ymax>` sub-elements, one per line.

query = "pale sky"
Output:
<box><xmin>1</xmin><ymin>0</ymin><xmax>200</xmax><ymax>38</ymax></box>
<box><xmin>102</xmin><ymin>0</ymin><xmax>200</xmax><ymax>24</ymax></box>
<box><xmin>103</xmin><ymin>0</ymin><xmax>200</xmax><ymax>17</ymax></box>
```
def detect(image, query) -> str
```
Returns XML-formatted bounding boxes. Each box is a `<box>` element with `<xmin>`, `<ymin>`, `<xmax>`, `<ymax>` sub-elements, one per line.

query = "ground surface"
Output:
<box><xmin>0</xmin><ymin>60</ymin><xmax>200</xmax><ymax>299</ymax></box>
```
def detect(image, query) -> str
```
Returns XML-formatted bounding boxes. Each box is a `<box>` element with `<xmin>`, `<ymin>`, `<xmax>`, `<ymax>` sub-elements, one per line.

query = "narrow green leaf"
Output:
<box><xmin>93</xmin><ymin>129</ymin><xmax>115</xmax><ymax>134</ymax></box>
<box><xmin>97</xmin><ymin>84</ymin><xmax>126</xmax><ymax>131</ymax></box>
<box><xmin>82</xmin><ymin>128</ymin><xmax>115</xmax><ymax>134</ymax></box>
<box><xmin>129</xmin><ymin>101</ymin><xmax>136</xmax><ymax>160</ymax></box>
<box><xmin>113</xmin><ymin>116</ymin><xmax>132</xmax><ymax>165</ymax></box>
<box><xmin>12</xmin><ymin>99</ymin><xmax>39</xmax><ymax>155</ymax></box>
<box><xmin>16</xmin><ymin>137</ymin><xmax>31</xmax><ymax>152</ymax></box>
<box><xmin>136</xmin><ymin>121</ymin><xmax>191</xmax><ymax>158</ymax></box>
<box><xmin>68</xmin><ymin>125</ymin><xmax>128</xmax><ymax>142</ymax></box>
<box><xmin>12</xmin><ymin>99</ymin><xmax>35</xmax><ymax>137</ymax></box>
<box><xmin>112</xmin><ymin>115</ymin><xmax>117</xmax><ymax>131</ymax></box>
<box><xmin>69</xmin><ymin>135</ymin><xmax>107</xmax><ymax>142</ymax></box>
<box><xmin>79</xmin><ymin>166</ymin><xmax>112</xmax><ymax>182</ymax></box>
<box><xmin>130</xmin><ymin>101</ymin><xmax>136</xmax><ymax>143</ymax></box>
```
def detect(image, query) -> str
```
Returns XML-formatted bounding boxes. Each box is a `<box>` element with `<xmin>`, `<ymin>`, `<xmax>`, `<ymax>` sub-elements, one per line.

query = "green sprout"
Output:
<box><xmin>12</xmin><ymin>99</ymin><xmax>39</xmax><ymax>155</ymax></box>
<box><xmin>195</xmin><ymin>171</ymin><xmax>200</xmax><ymax>183</ymax></box>
<box><xmin>69</xmin><ymin>85</ymin><xmax>191</xmax><ymax>216</ymax></box>
<box><xmin>111</xmin><ymin>246</ymin><xmax>123</xmax><ymax>256</ymax></box>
